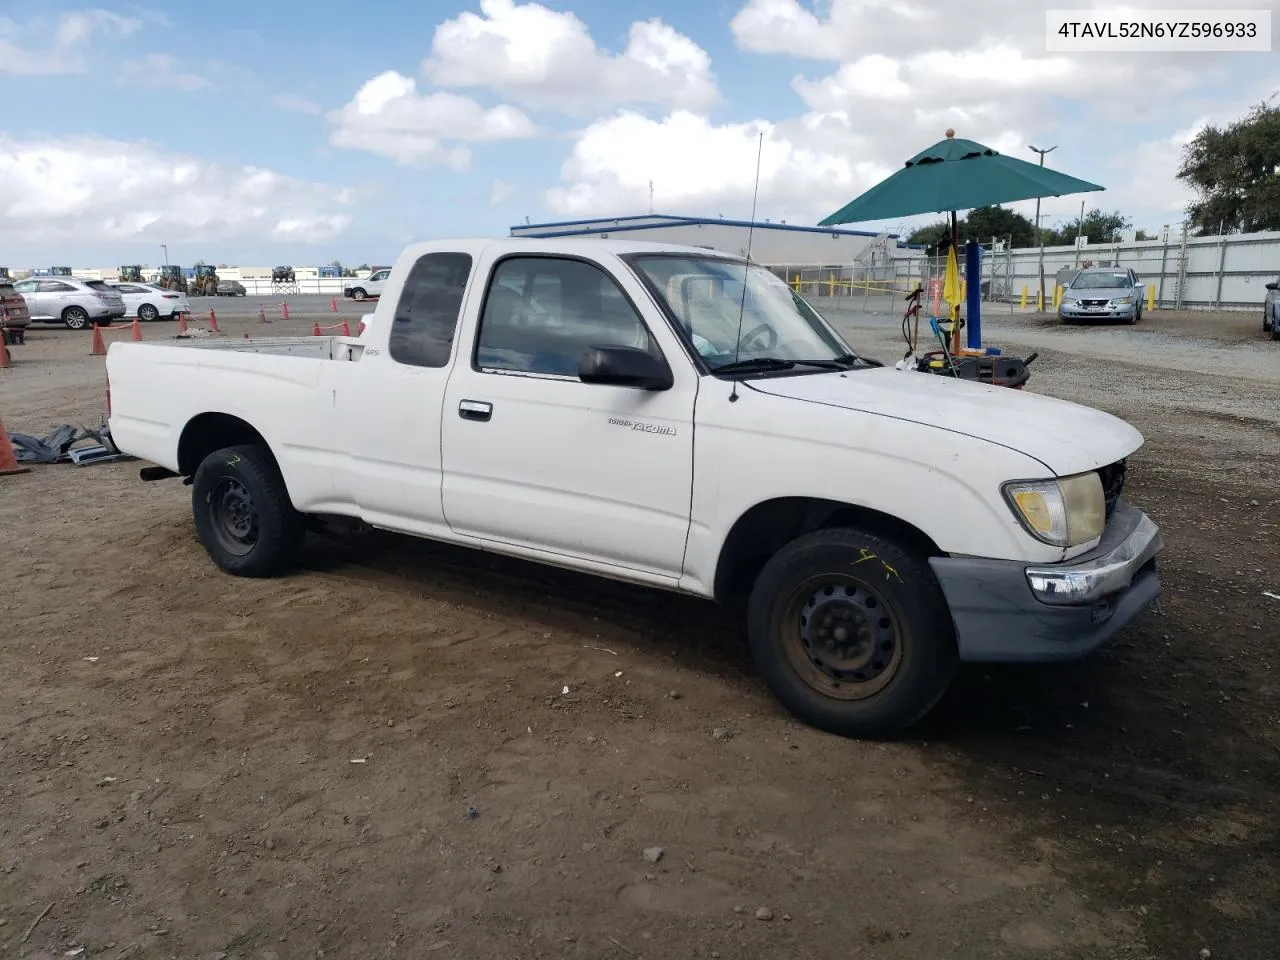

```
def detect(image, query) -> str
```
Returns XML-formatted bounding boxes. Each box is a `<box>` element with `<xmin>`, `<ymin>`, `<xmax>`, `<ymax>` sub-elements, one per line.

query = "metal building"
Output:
<box><xmin>509</xmin><ymin>214</ymin><xmax>894</xmax><ymax>266</ymax></box>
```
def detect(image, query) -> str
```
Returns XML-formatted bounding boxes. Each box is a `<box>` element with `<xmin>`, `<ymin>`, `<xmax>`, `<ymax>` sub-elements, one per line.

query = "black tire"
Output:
<box><xmin>191</xmin><ymin>444</ymin><xmax>304</xmax><ymax>577</ymax></box>
<box><xmin>138</xmin><ymin>303</ymin><xmax>159</xmax><ymax>322</ymax></box>
<box><xmin>63</xmin><ymin>306</ymin><xmax>91</xmax><ymax>330</ymax></box>
<box><xmin>746</xmin><ymin>527</ymin><xmax>957</xmax><ymax>739</ymax></box>
<box><xmin>351</xmin><ymin>288</ymin><xmax>367</xmax><ymax>301</ymax></box>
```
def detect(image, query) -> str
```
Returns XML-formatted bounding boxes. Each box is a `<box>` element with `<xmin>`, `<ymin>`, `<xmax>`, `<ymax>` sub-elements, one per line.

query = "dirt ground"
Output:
<box><xmin>1</xmin><ymin>301</ymin><xmax>1278</xmax><ymax>960</ymax></box>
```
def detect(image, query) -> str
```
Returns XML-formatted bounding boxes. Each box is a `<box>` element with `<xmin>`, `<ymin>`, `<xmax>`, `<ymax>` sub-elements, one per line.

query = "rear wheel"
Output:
<box><xmin>747</xmin><ymin>527</ymin><xmax>957</xmax><ymax>739</ymax></box>
<box><xmin>63</xmin><ymin>306</ymin><xmax>91</xmax><ymax>330</ymax></box>
<box><xmin>138</xmin><ymin>303</ymin><xmax>159</xmax><ymax>322</ymax></box>
<box><xmin>191</xmin><ymin>444</ymin><xmax>304</xmax><ymax>577</ymax></box>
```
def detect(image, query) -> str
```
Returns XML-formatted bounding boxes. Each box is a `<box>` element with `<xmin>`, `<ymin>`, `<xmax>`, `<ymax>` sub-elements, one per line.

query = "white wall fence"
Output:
<box><xmin>210</xmin><ymin>278</ymin><xmax>357</xmax><ymax>297</ymax></box>
<box><xmin>771</xmin><ymin>226</ymin><xmax>1280</xmax><ymax>311</ymax></box>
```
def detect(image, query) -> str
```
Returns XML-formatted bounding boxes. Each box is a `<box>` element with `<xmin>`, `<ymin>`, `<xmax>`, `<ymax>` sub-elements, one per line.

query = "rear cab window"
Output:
<box><xmin>388</xmin><ymin>252</ymin><xmax>473</xmax><ymax>369</ymax></box>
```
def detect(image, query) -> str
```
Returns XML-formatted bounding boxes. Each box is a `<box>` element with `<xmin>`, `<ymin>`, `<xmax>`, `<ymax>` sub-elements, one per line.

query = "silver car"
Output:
<box><xmin>12</xmin><ymin>276</ymin><xmax>127</xmax><ymax>330</ymax></box>
<box><xmin>1263</xmin><ymin>277</ymin><xmax>1278</xmax><ymax>337</ymax></box>
<box><xmin>1059</xmin><ymin>267</ymin><xmax>1145</xmax><ymax>324</ymax></box>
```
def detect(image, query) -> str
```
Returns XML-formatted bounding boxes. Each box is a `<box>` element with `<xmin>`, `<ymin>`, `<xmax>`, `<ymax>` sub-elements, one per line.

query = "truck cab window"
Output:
<box><xmin>388</xmin><ymin>252</ymin><xmax>473</xmax><ymax>369</ymax></box>
<box><xmin>476</xmin><ymin>256</ymin><xmax>658</xmax><ymax>377</ymax></box>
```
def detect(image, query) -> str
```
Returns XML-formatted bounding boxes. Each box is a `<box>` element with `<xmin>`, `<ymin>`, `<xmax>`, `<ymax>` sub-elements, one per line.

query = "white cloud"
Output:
<box><xmin>328</xmin><ymin>70</ymin><xmax>536</xmax><ymax>167</ymax></box>
<box><xmin>489</xmin><ymin>179</ymin><xmax>515</xmax><ymax>205</ymax></box>
<box><xmin>545</xmin><ymin>110</ymin><xmax>893</xmax><ymax>222</ymax></box>
<box><xmin>0</xmin><ymin>8</ymin><xmax>141</xmax><ymax>75</ymax></box>
<box><xmin>273</xmin><ymin>93</ymin><xmax>322</xmax><ymax>116</ymax></box>
<box><xmin>0</xmin><ymin>135</ymin><xmax>353</xmax><ymax>247</ymax></box>
<box><xmin>572</xmin><ymin>0</ymin><xmax>1255</xmax><ymax>235</ymax></box>
<box><xmin>423</xmin><ymin>0</ymin><xmax>717</xmax><ymax>113</ymax></box>
<box><xmin>118</xmin><ymin>53</ymin><xmax>210</xmax><ymax>91</ymax></box>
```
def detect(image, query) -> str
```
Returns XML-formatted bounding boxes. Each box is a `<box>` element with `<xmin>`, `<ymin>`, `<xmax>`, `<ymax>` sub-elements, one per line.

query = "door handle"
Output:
<box><xmin>458</xmin><ymin>399</ymin><xmax>492</xmax><ymax>422</ymax></box>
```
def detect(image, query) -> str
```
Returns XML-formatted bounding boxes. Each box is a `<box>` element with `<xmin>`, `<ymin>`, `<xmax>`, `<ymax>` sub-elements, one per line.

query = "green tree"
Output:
<box><xmin>905</xmin><ymin>206</ymin><xmax>1037</xmax><ymax>248</ymax></box>
<box><xmin>1178</xmin><ymin>101</ymin><xmax>1280</xmax><ymax>235</ymax></box>
<box><xmin>1046</xmin><ymin>208</ymin><xmax>1132</xmax><ymax>245</ymax></box>
<box><xmin>963</xmin><ymin>206</ymin><xmax>1037</xmax><ymax>247</ymax></box>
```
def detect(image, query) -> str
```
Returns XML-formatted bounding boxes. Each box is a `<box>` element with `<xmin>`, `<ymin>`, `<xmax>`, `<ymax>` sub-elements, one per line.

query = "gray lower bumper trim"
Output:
<box><xmin>928</xmin><ymin>500</ymin><xmax>1162</xmax><ymax>663</ymax></box>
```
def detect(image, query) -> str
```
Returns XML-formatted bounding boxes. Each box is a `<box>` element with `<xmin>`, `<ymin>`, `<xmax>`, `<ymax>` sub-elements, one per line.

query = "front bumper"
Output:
<box><xmin>928</xmin><ymin>499</ymin><xmax>1163</xmax><ymax>662</ymax></box>
<box><xmin>1060</xmin><ymin>301</ymin><xmax>1136</xmax><ymax>321</ymax></box>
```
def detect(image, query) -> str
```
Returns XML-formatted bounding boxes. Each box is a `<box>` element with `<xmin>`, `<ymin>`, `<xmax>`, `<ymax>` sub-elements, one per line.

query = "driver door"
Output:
<box><xmin>439</xmin><ymin>252</ymin><xmax>698</xmax><ymax>580</ymax></box>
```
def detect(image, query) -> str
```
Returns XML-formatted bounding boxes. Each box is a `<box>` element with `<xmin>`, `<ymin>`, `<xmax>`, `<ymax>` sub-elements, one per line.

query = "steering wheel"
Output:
<box><xmin>739</xmin><ymin>322</ymin><xmax>777</xmax><ymax>353</ymax></box>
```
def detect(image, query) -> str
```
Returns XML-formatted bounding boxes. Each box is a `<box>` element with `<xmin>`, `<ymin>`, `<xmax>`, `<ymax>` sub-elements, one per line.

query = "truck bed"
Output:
<box><xmin>136</xmin><ymin>335</ymin><xmax>360</xmax><ymax>361</ymax></box>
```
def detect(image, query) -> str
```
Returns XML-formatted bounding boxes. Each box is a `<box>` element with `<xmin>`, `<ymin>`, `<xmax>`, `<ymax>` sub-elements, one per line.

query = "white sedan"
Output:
<box><xmin>108</xmin><ymin>282</ymin><xmax>190</xmax><ymax>321</ymax></box>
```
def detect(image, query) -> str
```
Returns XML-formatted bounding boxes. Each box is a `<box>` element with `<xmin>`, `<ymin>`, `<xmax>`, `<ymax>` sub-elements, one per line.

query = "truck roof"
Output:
<box><xmin>393</xmin><ymin>236</ymin><xmax>747</xmax><ymax>262</ymax></box>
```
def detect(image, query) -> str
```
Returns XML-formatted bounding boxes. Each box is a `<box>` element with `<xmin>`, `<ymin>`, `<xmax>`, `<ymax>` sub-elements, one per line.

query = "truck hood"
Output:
<box><xmin>747</xmin><ymin>366</ymin><xmax>1142</xmax><ymax>476</ymax></box>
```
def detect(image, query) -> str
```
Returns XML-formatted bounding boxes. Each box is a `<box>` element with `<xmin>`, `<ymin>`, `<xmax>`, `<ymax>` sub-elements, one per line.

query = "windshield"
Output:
<box><xmin>628</xmin><ymin>255</ymin><xmax>854</xmax><ymax>372</ymax></box>
<box><xmin>1071</xmin><ymin>271</ymin><xmax>1130</xmax><ymax>290</ymax></box>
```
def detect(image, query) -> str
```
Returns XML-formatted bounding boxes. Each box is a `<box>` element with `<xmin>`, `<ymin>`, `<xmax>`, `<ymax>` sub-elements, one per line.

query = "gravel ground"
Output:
<box><xmin>0</xmin><ymin>305</ymin><xmax>1277</xmax><ymax>960</ymax></box>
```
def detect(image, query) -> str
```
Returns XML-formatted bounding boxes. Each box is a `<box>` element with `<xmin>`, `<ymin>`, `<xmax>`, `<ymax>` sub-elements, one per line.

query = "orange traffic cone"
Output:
<box><xmin>131</xmin><ymin>317</ymin><xmax>143</xmax><ymax>341</ymax></box>
<box><xmin>177</xmin><ymin>311</ymin><xmax>189</xmax><ymax>335</ymax></box>
<box><xmin>0</xmin><ymin>338</ymin><xmax>9</xmax><ymax>369</ymax></box>
<box><xmin>312</xmin><ymin>322</ymin><xmax>322</xmax><ymax>336</ymax></box>
<box><xmin>330</xmin><ymin>297</ymin><xmax>338</xmax><ymax>313</ymax></box>
<box><xmin>358</xmin><ymin>321</ymin><xmax>366</xmax><ymax>336</ymax></box>
<box><xmin>208</xmin><ymin>309</ymin><xmax>220</xmax><ymax>334</ymax></box>
<box><xmin>0</xmin><ymin>416</ymin><xmax>29</xmax><ymax>476</ymax></box>
<box><xmin>257</xmin><ymin>304</ymin><xmax>266</xmax><ymax>321</ymax></box>
<box><xmin>281</xmin><ymin>302</ymin><xmax>290</xmax><ymax>320</ymax></box>
<box><xmin>91</xmin><ymin>322</ymin><xmax>106</xmax><ymax>356</ymax></box>
<box><xmin>340</xmin><ymin>318</ymin><xmax>351</xmax><ymax>337</ymax></box>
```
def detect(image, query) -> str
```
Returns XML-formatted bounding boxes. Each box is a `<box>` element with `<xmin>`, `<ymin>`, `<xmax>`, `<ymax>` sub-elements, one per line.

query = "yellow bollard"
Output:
<box><xmin>1037</xmin><ymin>289</ymin><xmax>1045</xmax><ymax>311</ymax></box>
<box><xmin>1020</xmin><ymin>285</ymin><xmax>1027</xmax><ymax>308</ymax></box>
<box><xmin>791</xmin><ymin>275</ymin><xmax>800</xmax><ymax>292</ymax></box>
<box><xmin>1053</xmin><ymin>285</ymin><xmax>1061</xmax><ymax>308</ymax></box>
<box><xmin>827</xmin><ymin>276</ymin><xmax>835</xmax><ymax>296</ymax></box>
<box><xmin>1146</xmin><ymin>285</ymin><xmax>1155</xmax><ymax>311</ymax></box>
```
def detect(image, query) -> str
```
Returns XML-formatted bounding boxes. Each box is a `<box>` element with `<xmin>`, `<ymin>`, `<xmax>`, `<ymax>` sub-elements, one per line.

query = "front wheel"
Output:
<box><xmin>747</xmin><ymin>527</ymin><xmax>957</xmax><ymax>739</ymax></box>
<box><xmin>351</xmin><ymin>288</ymin><xmax>367</xmax><ymax>301</ymax></box>
<box><xmin>191</xmin><ymin>444</ymin><xmax>304</xmax><ymax>577</ymax></box>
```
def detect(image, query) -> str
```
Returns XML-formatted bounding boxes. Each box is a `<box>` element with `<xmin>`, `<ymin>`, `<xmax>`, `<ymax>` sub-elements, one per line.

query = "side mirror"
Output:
<box><xmin>578</xmin><ymin>345</ymin><xmax>673</xmax><ymax>390</ymax></box>
<box><xmin>1267</xmin><ymin>282</ymin><xmax>1279</xmax><ymax>291</ymax></box>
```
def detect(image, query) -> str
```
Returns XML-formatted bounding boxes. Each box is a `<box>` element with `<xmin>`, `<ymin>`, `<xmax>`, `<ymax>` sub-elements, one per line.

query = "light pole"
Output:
<box><xmin>1028</xmin><ymin>144</ymin><xmax>1056</xmax><ymax>310</ymax></box>
<box><xmin>161</xmin><ymin>244</ymin><xmax>169</xmax><ymax>267</ymax></box>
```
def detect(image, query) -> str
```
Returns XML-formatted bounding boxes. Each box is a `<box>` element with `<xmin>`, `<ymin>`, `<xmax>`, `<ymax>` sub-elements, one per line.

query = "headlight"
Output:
<box><xmin>1110</xmin><ymin>296</ymin><xmax>1133</xmax><ymax>305</ymax></box>
<box><xmin>1061</xmin><ymin>296</ymin><xmax>1077</xmax><ymax>304</ymax></box>
<box><xmin>1003</xmin><ymin>472</ymin><xmax>1106</xmax><ymax>547</ymax></box>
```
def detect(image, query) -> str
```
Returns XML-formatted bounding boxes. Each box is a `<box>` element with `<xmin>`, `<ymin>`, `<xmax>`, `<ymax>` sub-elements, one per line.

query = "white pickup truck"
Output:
<box><xmin>104</xmin><ymin>237</ymin><xmax>1163</xmax><ymax>738</ymax></box>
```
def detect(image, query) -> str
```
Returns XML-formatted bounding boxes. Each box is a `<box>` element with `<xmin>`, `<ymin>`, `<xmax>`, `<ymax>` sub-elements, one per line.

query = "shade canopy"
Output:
<box><xmin>818</xmin><ymin>133</ymin><xmax>1105</xmax><ymax>226</ymax></box>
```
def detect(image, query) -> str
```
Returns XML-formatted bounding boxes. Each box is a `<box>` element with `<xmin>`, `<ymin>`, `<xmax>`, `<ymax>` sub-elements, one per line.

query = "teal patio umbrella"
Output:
<box><xmin>819</xmin><ymin>130</ymin><xmax>1104</xmax><ymax>225</ymax></box>
<box><xmin>819</xmin><ymin>130</ymin><xmax>1104</xmax><ymax>354</ymax></box>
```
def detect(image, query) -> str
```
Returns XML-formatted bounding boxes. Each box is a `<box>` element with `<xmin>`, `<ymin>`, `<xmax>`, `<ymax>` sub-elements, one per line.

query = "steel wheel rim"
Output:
<box><xmin>780</xmin><ymin>573</ymin><xmax>905</xmax><ymax>701</ymax></box>
<box><xmin>209</xmin><ymin>478</ymin><xmax>259</xmax><ymax>556</ymax></box>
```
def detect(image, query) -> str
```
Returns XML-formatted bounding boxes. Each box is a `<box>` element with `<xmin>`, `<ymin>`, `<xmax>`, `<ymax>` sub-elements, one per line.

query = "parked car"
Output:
<box><xmin>217</xmin><ymin>280</ymin><xmax>247</xmax><ymax>297</ymax></box>
<box><xmin>12</xmin><ymin>276</ymin><xmax>126</xmax><ymax>329</ymax></box>
<box><xmin>1263</xmin><ymin>277</ymin><xmax>1278</xmax><ymax>338</ymax></box>
<box><xmin>1</xmin><ymin>280</ymin><xmax>31</xmax><ymax>345</ymax></box>
<box><xmin>103</xmin><ymin>238</ymin><xmax>1163</xmax><ymax>740</ymax></box>
<box><xmin>1059</xmin><ymin>267</ymin><xmax>1145</xmax><ymax>324</ymax></box>
<box><xmin>343</xmin><ymin>268</ymin><xmax>390</xmax><ymax>301</ymax></box>
<box><xmin>108</xmin><ymin>282</ymin><xmax>190</xmax><ymax>321</ymax></box>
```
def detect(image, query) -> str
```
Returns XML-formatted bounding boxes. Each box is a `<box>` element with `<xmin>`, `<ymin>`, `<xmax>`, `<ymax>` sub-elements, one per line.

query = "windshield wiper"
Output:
<box><xmin>710</xmin><ymin>357</ymin><xmax>797</xmax><ymax>375</ymax></box>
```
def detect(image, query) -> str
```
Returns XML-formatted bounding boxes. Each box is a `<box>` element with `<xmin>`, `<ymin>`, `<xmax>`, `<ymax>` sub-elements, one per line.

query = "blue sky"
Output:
<box><xmin>1</xmin><ymin>0</ymin><xmax>1275</xmax><ymax>266</ymax></box>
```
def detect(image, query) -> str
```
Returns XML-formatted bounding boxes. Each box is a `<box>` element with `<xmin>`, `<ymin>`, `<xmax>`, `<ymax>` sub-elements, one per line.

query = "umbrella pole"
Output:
<box><xmin>950</xmin><ymin>211</ymin><xmax>961</xmax><ymax>355</ymax></box>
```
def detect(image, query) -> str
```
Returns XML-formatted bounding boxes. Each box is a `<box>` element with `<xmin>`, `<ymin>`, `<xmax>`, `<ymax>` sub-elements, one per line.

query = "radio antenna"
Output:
<box><xmin>729</xmin><ymin>129</ymin><xmax>765</xmax><ymax>403</ymax></box>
